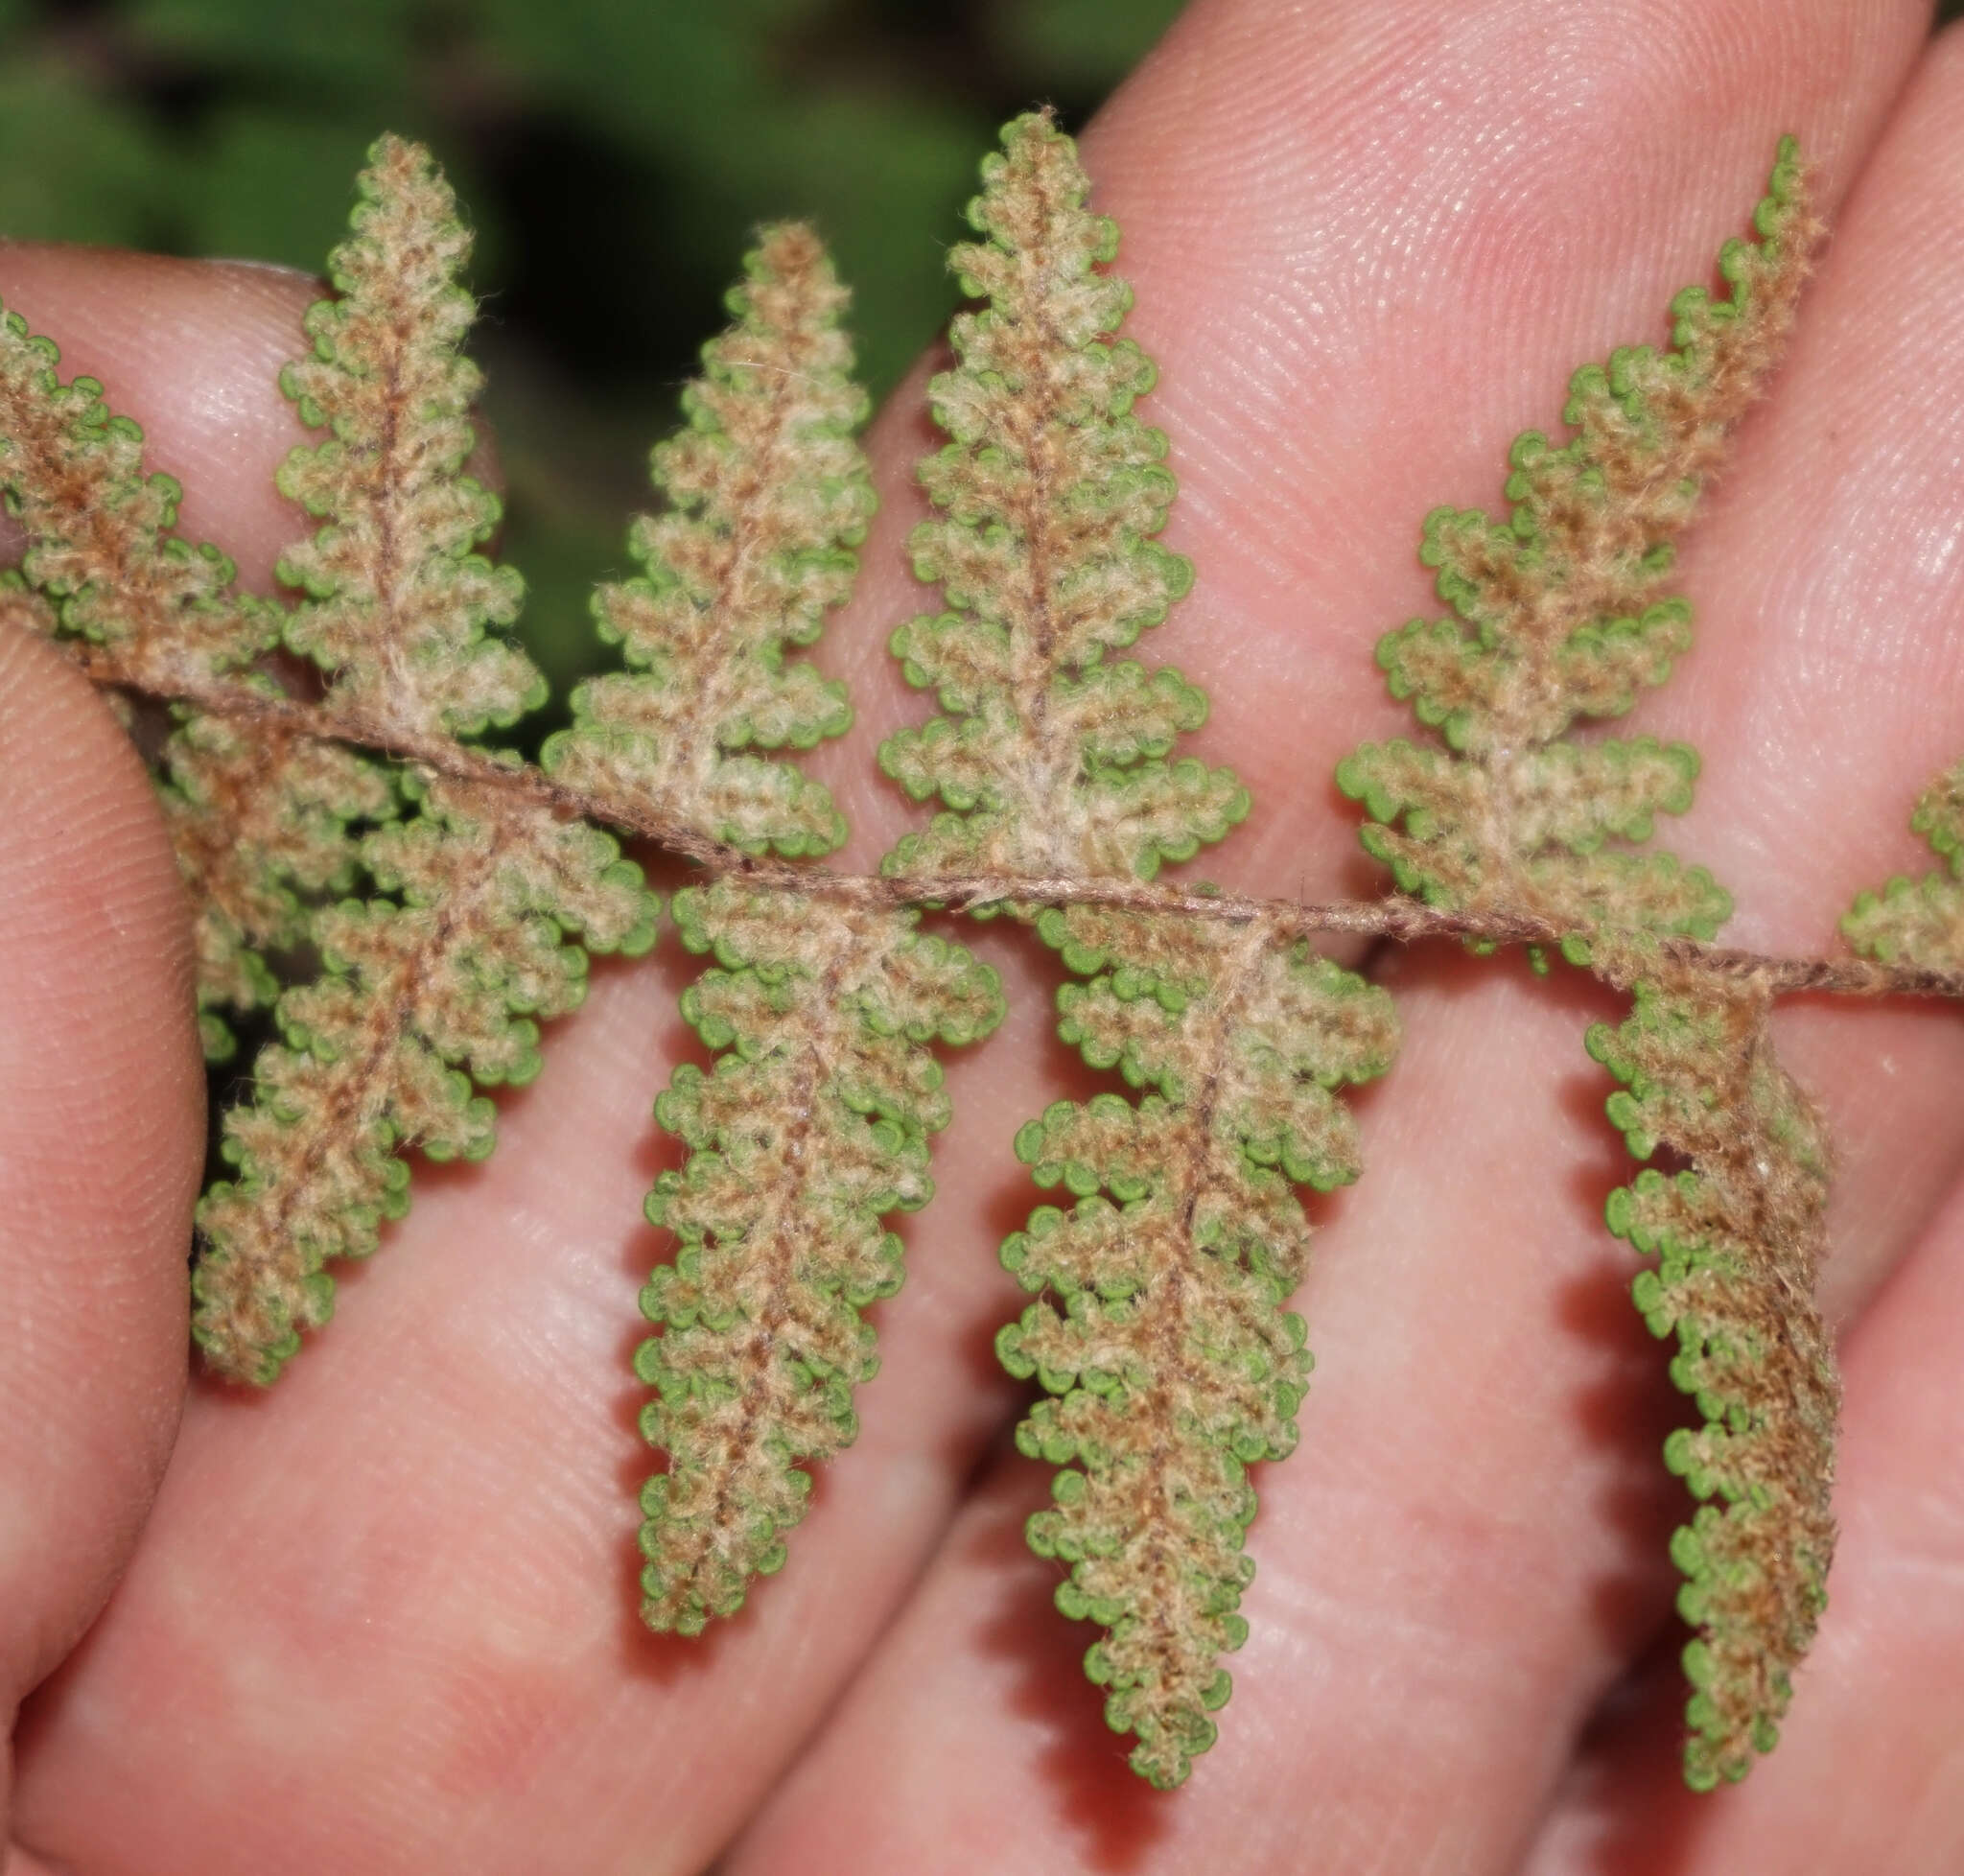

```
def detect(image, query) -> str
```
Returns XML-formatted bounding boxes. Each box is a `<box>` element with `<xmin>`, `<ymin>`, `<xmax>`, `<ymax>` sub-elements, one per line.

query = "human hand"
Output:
<box><xmin>6</xmin><ymin>1</ymin><xmax>1964</xmax><ymax>1870</ymax></box>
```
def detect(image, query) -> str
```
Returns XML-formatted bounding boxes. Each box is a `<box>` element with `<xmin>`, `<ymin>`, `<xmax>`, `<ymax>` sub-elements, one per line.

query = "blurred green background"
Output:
<box><xmin>0</xmin><ymin>0</ymin><xmax>1955</xmax><ymax>702</ymax></box>
<box><xmin>0</xmin><ymin>0</ymin><xmax>1186</xmax><ymax>700</ymax></box>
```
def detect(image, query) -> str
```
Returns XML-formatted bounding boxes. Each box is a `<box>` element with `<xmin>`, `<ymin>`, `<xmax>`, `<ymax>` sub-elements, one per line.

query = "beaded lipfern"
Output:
<box><xmin>4</xmin><ymin>113</ymin><xmax>1953</xmax><ymax>1804</ymax></box>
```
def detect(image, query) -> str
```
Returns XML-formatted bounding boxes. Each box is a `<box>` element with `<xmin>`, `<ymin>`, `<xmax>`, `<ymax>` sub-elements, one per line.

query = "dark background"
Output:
<box><xmin>0</xmin><ymin>0</ymin><xmax>1952</xmax><ymax>689</ymax></box>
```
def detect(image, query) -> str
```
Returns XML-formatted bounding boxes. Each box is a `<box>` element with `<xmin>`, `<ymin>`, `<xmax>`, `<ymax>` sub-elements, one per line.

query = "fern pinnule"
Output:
<box><xmin>192</xmin><ymin>138</ymin><xmax>659</xmax><ymax>1383</ymax></box>
<box><xmin>1590</xmin><ymin>979</ymin><xmax>1835</xmax><ymax>1789</ymax></box>
<box><xmin>889</xmin><ymin>110</ymin><xmax>1397</xmax><ymax>1788</ymax></box>
<box><xmin>1843</xmin><ymin>758</ymin><xmax>1964</xmax><ymax>969</ymax></box>
<box><xmin>611</xmin><ymin>227</ymin><xmax>1006</xmax><ymax>1630</ymax></box>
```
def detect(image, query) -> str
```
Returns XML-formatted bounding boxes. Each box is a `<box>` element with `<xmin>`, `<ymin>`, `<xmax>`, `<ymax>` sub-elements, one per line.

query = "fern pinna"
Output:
<box><xmin>2</xmin><ymin>113</ymin><xmax>1939</xmax><ymax>1802</ymax></box>
<box><xmin>192</xmin><ymin>140</ymin><xmax>660</xmax><ymax>1382</ymax></box>
<box><xmin>544</xmin><ymin>225</ymin><xmax>1003</xmax><ymax>1630</ymax></box>
<box><xmin>1341</xmin><ymin>139</ymin><xmax>1835</xmax><ymax>1789</ymax></box>
<box><xmin>0</xmin><ymin>301</ymin><xmax>349</xmax><ymax>1067</ymax></box>
<box><xmin>884</xmin><ymin>112</ymin><xmax>1397</xmax><ymax>1788</ymax></box>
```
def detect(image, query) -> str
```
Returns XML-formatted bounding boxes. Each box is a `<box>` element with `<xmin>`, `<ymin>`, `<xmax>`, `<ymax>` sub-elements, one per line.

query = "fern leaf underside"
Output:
<box><xmin>1339</xmin><ymin>139</ymin><xmax>1818</xmax><ymax>948</ymax></box>
<box><xmin>192</xmin><ymin>137</ymin><xmax>658</xmax><ymax>1381</ymax></box>
<box><xmin>640</xmin><ymin>886</ymin><xmax>1000</xmax><ymax>1630</ymax></box>
<box><xmin>0</xmin><ymin>302</ymin><xmax>264</xmax><ymax>687</ymax></box>
<box><xmin>604</xmin><ymin>226</ymin><xmax>1004</xmax><ymax>1630</ymax></box>
<box><xmin>1592</xmin><ymin>982</ymin><xmax>1835</xmax><ymax>1789</ymax></box>
<box><xmin>543</xmin><ymin>222</ymin><xmax>865</xmax><ymax>857</ymax></box>
<box><xmin>161</xmin><ymin>715</ymin><xmax>397</xmax><ymax>1061</ymax></box>
<box><xmin>1344</xmin><ymin>140</ymin><xmax>1835</xmax><ymax>1787</ymax></box>
<box><xmin>0</xmin><ymin>292</ymin><xmax>318</xmax><ymax>1057</ymax></box>
<box><xmin>1003</xmin><ymin>906</ymin><xmax>1394</xmax><ymax>1786</ymax></box>
<box><xmin>1844</xmin><ymin>757</ymin><xmax>1964</xmax><ymax>971</ymax></box>
<box><xmin>891</xmin><ymin>111</ymin><xmax>1397</xmax><ymax>1788</ymax></box>
<box><xmin>0</xmin><ymin>111</ymin><xmax>1876</xmax><ymax>1804</ymax></box>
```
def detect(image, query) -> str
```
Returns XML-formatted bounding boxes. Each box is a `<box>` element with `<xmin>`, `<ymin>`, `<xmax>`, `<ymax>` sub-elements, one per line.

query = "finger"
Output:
<box><xmin>723</xmin><ymin>0</ymin><xmax>1963</xmax><ymax>1868</ymax></box>
<box><xmin>0</xmin><ymin>623</ymin><xmax>203</xmax><ymax>1834</ymax></box>
<box><xmin>1645</xmin><ymin>22</ymin><xmax>1964</xmax><ymax>1320</ymax></box>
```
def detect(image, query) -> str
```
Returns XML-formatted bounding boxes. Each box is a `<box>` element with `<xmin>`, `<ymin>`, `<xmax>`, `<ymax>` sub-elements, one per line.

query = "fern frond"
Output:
<box><xmin>544</xmin><ymin>223</ymin><xmax>869</xmax><ymax>857</ymax></box>
<box><xmin>1842</xmin><ymin>758</ymin><xmax>1964</xmax><ymax>969</ymax></box>
<box><xmin>6</xmin><ymin>103</ymin><xmax>1906</xmax><ymax>1800</ymax></box>
<box><xmin>889</xmin><ymin>110</ymin><xmax>1394</xmax><ymax>1787</ymax></box>
<box><xmin>608</xmin><ymin>228</ymin><xmax>1005</xmax><ymax>1629</ymax></box>
<box><xmin>1339</xmin><ymin>138</ymin><xmax>1816</xmax><ymax>945</ymax></box>
<box><xmin>191</xmin><ymin>136</ymin><xmax>658</xmax><ymax>1382</ymax></box>
<box><xmin>1589</xmin><ymin>980</ymin><xmax>1835</xmax><ymax>1789</ymax></box>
